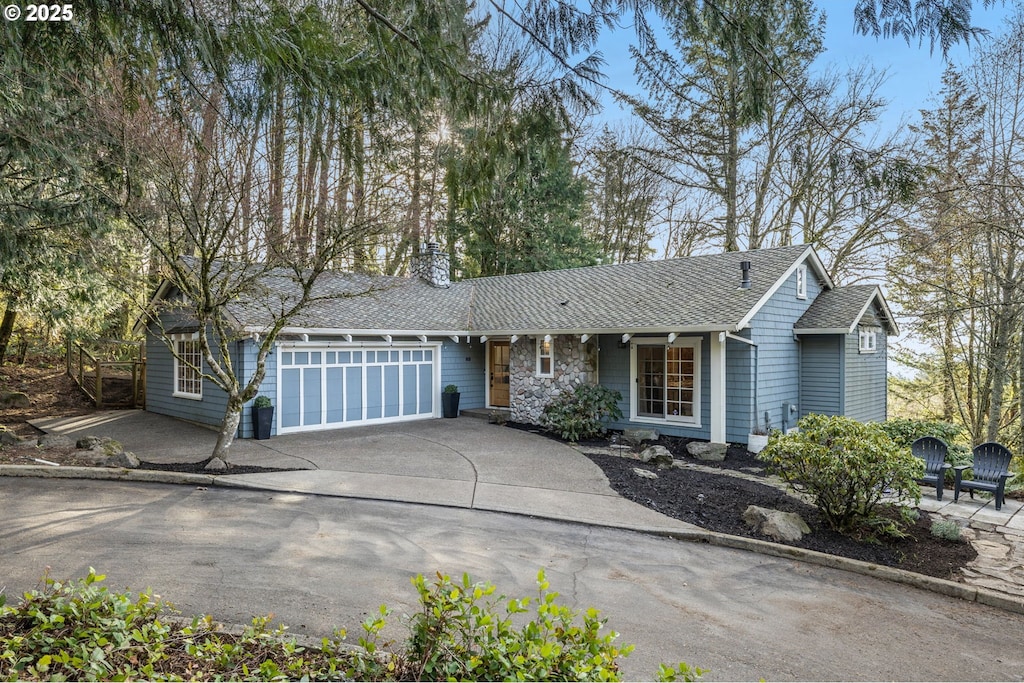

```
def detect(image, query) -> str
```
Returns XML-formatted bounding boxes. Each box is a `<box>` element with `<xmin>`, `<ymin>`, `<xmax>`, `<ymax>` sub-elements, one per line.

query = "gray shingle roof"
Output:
<box><xmin>468</xmin><ymin>245</ymin><xmax>813</xmax><ymax>332</ymax></box>
<box><xmin>794</xmin><ymin>285</ymin><xmax>898</xmax><ymax>335</ymax></box>
<box><xmin>217</xmin><ymin>244</ymin><xmax>828</xmax><ymax>334</ymax></box>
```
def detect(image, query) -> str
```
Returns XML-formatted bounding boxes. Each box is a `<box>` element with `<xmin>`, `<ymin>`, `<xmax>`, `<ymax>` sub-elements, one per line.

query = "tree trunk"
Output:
<box><xmin>212</xmin><ymin>396</ymin><xmax>244</xmax><ymax>463</ymax></box>
<box><xmin>0</xmin><ymin>304</ymin><xmax>17</xmax><ymax>366</ymax></box>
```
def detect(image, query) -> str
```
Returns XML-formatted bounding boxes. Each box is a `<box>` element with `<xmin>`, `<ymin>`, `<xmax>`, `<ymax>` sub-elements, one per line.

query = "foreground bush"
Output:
<box><xmin>540</xmin><ymin>384</ymin><xmax>623</xmax><ymax>442</ymax></box>
<box><xmin>0</xmin><ymin>569</ymin><xmax>702</xmax><ymax>682</ymax></box>
<box><xmin>758</xmin><ymin>414</ymin><xmax>923</xmax><ymax>537</ymax></box>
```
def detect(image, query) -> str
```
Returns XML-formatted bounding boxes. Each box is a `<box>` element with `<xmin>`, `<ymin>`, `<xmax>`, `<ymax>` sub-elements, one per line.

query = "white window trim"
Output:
<box><xmin>796</xmin><ymin>264</ymin><xmax>808</xmax><ymax>300</ymax></box>
<box><xmin>171</xmin><ymin>332</ymin><xmax>203</xmax><ymax>400</ymax></box>
<box><xmin>859</xmin><ymin>328</ymin><xmax>878</xmax><ymax>354</ymax></box>
<box><xmin>628</xmin><ymin>336</ymin><xmax>702</xmax><ymax>427</ymax></box>
<box><xmin>536</xmin><ymin>337</ymin><xmax>554</xmax><ymax>378</ymax></box>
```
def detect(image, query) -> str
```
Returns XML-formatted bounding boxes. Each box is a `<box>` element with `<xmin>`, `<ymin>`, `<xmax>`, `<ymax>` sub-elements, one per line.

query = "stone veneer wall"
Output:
<box><xmin>509</xmin><ymin>334</ymin><xmax>598</xmax><ymax>424</ymax></box>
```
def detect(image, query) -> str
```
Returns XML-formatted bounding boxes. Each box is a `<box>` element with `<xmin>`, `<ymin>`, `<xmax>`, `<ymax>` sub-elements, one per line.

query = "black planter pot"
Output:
<box><xmin>441</xmin><ymin>392</ymin><xmax>461</xmax><ymax>418</ymax></box>
<box><xmin>252</xmin><ymin>405</ymin><xmax>274</xmax><ymax>440</ymax></box>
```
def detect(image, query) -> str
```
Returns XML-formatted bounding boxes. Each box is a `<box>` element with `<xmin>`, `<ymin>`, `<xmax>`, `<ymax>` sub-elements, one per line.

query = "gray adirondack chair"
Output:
<box><xmin>954</xmin><ymin>442</ymin><xmax>1014</xmax><ymax>511</ymax></box>
<box><xmin>912</xmin><ymin>437</ymin><xmax>951</xmax><ymax>501</ymax></box>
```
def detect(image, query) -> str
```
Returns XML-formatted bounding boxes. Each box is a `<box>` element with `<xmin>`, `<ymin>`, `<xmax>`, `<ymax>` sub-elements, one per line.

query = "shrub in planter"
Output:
<box><xmin>540</xmin><ymin>384</ymin><xmax>623</xmax><ymax>442</ymax></box>
<box><xmin>251</xmin><ymin>395</ymin><xmax>274</xmax><ymax>440</ymax></box>
<box><xmin>441</xmin><ymin>384</ymin><xmax>460</xmax><ymax>418</ymax></box>
<box><xmin>758</xmin><ymin>414</ymin><xmax>923</xmax><ymax>537</ymax></box>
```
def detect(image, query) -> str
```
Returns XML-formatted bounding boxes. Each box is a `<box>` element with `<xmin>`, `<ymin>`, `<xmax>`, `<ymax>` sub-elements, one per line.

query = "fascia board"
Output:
<box><xmin>260</xmin><ymin>325</ymin><xmax>734</xmax><ymax>338</ymax></box>
<box><xmin>793</xmin><ymin>327</ymin><xmax>852</xmax><ymax>335</ymax></box>
<box><xmin>869</xmin><ymin>287</ymin><xmax>901</xmax><ymax>337</ymax></box>
<box><xmin>266</xmin><ymin>326</ymin><xmax>472</xmax><ymax>337</ymax></box>
<box><xmin>130</xmin><ymin>279</ymin><xmax>174</xmax><ymax>337</ymax></box>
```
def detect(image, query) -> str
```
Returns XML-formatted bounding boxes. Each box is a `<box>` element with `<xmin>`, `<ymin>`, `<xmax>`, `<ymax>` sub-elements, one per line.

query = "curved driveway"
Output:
<box><xmin>32</xmin><ymin>411</ymin><xmax>692</xmax><ymax>530</ymax></box>
<box><xmin>3</xmin><ymin>477</ymin><xmax>1024</xmax><ymax>681</ymax></box>
<box><xmin>14</xmin><ymin>412</ymin><xmax>1024</xmax><ymax>679</ymax></box>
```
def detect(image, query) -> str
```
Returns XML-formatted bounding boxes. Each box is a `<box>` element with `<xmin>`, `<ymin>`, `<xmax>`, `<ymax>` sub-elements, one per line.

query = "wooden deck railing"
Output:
<box><xmin>66</xmin><ymin>340</ymin><xmax>146</xmax><ymax>409</ymax></box>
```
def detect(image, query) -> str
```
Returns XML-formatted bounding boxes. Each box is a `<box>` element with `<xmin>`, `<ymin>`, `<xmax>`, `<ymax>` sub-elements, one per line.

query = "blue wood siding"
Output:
<box><xmin>239</xmin><ymin>341</ymin><xmax>275</xmax><ymax>438</ymax></box>
<box><xmin>844</xmin><ymin>328</ymin><xmax>888</xmax><ymax>422</ymax></box>
<box><xmin>144</xmin><ymin>326</ymin><xmax>232</xmax><ymax>431</ymax></box>
<box><xmin>799</xmin><ymin>336</ymin><xmax>842</xmax><ymax>417</ymax></box>
<box><xmin>725</xmin><ymin>333</ymin><xmax>753</xmax><ymax>443</ymax></box>
<box><xmin>748</xmin><ymin>265</ymin><xmax>821</xmax><ymax>433</ymax></box>
<box><xmin>441</xmin><ymin>338</ymin><xmax>485</xmax><ymax>410</ymax></box>
<box><xmin>597</xmin><ymin>334</ymin><xmax>631</xmax><ymax>421</ymax></box>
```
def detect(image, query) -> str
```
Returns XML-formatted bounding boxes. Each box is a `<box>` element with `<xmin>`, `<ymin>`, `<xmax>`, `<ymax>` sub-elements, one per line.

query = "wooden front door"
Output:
<box><xmin>489</xmin><ymin>341</ymin><xmax>510</xmax><ymax>407</ymax></box>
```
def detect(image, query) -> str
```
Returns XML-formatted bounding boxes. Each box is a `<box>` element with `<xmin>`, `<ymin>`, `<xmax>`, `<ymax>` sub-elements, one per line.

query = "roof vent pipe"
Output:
<box><xmin>740</xmin><ymin>260</ymin><xmax>751</xmax><ymax>289</ymax></box>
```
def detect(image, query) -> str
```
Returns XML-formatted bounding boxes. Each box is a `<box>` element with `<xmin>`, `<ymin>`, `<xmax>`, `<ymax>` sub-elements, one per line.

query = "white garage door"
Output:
<box><xmin>277</xmin><ymin>344</ymin><xmax>439</xmax><ymax>433</ymax></box>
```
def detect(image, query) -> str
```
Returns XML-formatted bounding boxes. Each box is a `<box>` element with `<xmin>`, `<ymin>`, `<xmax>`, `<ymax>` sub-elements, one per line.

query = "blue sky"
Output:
<box><xmin>592</xmin><ymin>1</ymin><xmax>1015</xmax><ymax>135</ymax></box>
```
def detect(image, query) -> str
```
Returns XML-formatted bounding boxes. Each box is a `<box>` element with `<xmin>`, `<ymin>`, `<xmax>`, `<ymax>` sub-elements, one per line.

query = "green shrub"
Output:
<box><xmin>253</xmin><ymin>395</ymin><xmax>272</xmax><ymax>409</ymax></box>
<box><xmin>540</xmin><ymin>384</ymin><xmax>623</xmax><ymax>442</ymax></box>
<box><xmin>930</xmin><ymin>519</ymin><xmax>963</xmax><ymax>542</ymax></box>
<box><xmin>443</xmin><ymin>384</ymin><xmax>458</xmax><ymax>394</ymax></box>
<box><xmin>879</xmin><ymin>418</ymin><xmax>972</xmax><ymax>480</ymax></box>
<box><xmin>0</xmin><ymin>569</ymin><xmax>702</xmax><ymax>682</ymax></box>
<box><xmin>405</xmin><ymin>570</ymin><xmax>701</xmax><ymax>682</ymax></box>
<box><xmin>758</xmin><ymin>414</ymin><xmax>923</xmax><ymax>537</ymax></box>
<box><xmin>0</xmin><ymin>568</ymin><xmax>363</xmax><ymax>681</ymax></box>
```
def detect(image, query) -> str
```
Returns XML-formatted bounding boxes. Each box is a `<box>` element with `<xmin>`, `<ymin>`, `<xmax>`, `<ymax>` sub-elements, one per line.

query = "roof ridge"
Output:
<box><xmin>459</xmin><ymin>244</ymin><xmax>812</xmax><ymax>285</ymax></box>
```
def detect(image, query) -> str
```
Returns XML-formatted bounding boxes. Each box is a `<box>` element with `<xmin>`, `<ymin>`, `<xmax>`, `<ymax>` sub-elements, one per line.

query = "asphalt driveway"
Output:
<box><xmin>6</xmin><ymin>477</ymin><xmax>1024</xmax><ymax>681</ymax></box>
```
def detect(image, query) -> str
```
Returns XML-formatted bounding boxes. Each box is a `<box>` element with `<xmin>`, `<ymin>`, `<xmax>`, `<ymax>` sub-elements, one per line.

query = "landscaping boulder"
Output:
<box><xmin>37</xmin><ymin>434</ymin><xmax>73</xmax><ymax>449</ymax></box>
<box><xmin>0</xmin><ymin>391</ymin><xmax>30</xmax><ymax>409</ymax></box>
<box><xmin>632</xmin><ymin>467</ymin><xmax>659</xmax><ymax>480</ymax></box>
<box><xmin>622</xmin><ymin>428</ymin><xmax>658</xmax><ymax>446</ymax></box>
<box><xmin>1</xmin><ymin>429</ymin><xmax>30</xmax><ymax>447</ymax></box>
<box><xmin>78</xmin><ymin>436</ymin><xmax>123</xmax><ymax>457</ymax></box>
<box><xmin>742</xmin><ymin>505</ymin><xmax>810</xmax><ymax>543</ymax></box>
<box><xmin>639</xmin><ymin>445</ymin><xmax>674</xmax><ymax>469</ymax></box>
<box><xmin>686</xmin><ymin>441</ymin><xmax>728</xmax><ymax>462</ymax></box>
<box><xmin>205</xmin><ymin>457</ymin><xmax>228</xmax><ymax>472</ymax></box>
<box><xmin>106</xmin><ymin>451</ymin><xmax>141</xmax><ymax>469</ymax></box>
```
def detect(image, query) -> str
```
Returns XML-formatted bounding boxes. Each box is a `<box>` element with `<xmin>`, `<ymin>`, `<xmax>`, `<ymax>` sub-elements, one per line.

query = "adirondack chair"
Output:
<box><xmin>912</xmin><ymin>437</ymin><xmax>951</xmax><ymax>501</ymax></box>
<box><xmin>953</xmin><ymin>442</ymin><xmax>1015</xmax><ymax>511</ymax></box>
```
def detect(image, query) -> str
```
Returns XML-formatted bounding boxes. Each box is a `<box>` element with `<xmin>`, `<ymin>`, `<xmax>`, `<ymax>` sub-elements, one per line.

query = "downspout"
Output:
<box><xmin>725</xmin><ymin>332</ymin><xmax>758</xmax><ymax>432</ymax></box>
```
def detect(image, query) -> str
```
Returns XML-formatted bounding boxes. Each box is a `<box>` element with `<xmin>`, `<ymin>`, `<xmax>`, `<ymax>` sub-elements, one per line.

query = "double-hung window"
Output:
<box><xmin>632</xmin><ymin>338</ymin><xmax>701</xmax><ymax>425</ymax></box>
<box><xmin>172</xmin><ymin>332</ymin><xmax>203</xmax><ymax>399</ymax></box>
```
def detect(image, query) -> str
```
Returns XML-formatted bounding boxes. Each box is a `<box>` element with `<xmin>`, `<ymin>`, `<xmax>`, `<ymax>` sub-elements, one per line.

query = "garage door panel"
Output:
<box><xmin>278</xmin><ymin>344</ymin><xmax>437</xmax><ymax>433</ymax></box>
<box><xmin>303</xmin><ymin>367</ymin><xmax>322</xmax><ymax>426</ymax></box>
<box><xmin>326</xmin><ymin>367</ymin><xmax>344</xmax><ymax>423</ymax></box>
<box><xmin>281</xmin><ymin>368</ymin><xmax>301</xmax><ymax>428</ymax></box>
<box><xmin>345</xmin><ymin>366</ymin><xmax>362</xmax><ymax>422</ymax></box>
<box><xmin>384</xmin><ymin>365</ymin><xmax>400</xmax><ymax>418</ymax></box>
<box><xmin>419</xmin><ymin>364</ymin><xmax>433</xmax><ymax>413</ymax></box>
<box><xmin>402</xmin><ymin>365</ymin><xmax>417</xmax><ymax>416</ymax></box>
<box><xmin>366</xmin><ymin>365</ymin><xmax>382</xmax><ymax>420</ymax></box>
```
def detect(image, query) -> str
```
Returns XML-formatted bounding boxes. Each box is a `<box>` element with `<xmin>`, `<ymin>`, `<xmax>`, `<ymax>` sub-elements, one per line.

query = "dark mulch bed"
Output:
<box><xmin>585</xmin><ymin>452</ymin><xmax>977</xmax><ymax>580</ymax></box>
<box><xmin>138</xmin><ymin>458</ymin><xmax>295</xmax><ymax>476</ymax></box>
<box><xmin>506</xmin><ymin>422</ymin><xmax>976</xmax><ymax>581</ymax></box>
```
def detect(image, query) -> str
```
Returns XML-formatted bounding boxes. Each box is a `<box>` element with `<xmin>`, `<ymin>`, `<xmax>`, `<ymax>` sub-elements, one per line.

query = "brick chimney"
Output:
<box><xmin>413</xmin><ymin>242</ymin><xmax>450</xmax><ymax>288</ymax></box>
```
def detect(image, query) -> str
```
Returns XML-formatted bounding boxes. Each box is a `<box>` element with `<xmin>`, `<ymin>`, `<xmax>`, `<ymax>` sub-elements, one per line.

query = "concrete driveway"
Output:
<box><xmin>32</xmin><ymin>411</ymin><xmax>692</xmax><ymax>532</ymax></box>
